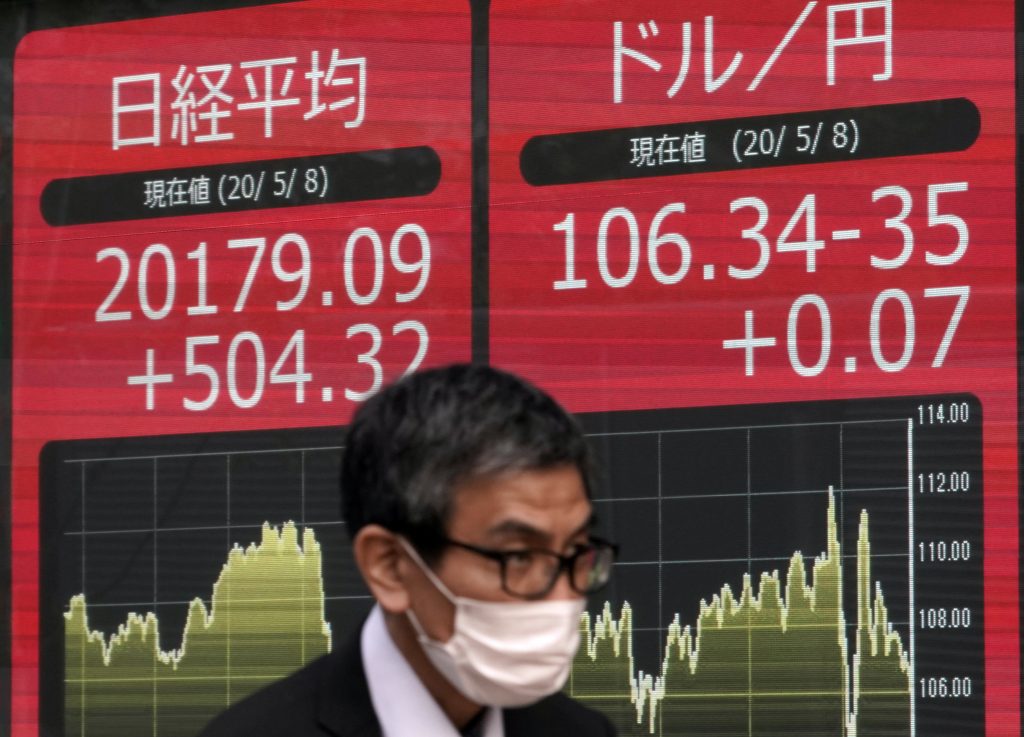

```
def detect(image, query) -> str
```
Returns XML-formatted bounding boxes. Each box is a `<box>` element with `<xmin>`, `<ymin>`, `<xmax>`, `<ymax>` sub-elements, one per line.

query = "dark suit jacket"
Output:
<box><xmin>197</xmin><ymin>627</ymin><xmax>616</xmax><ymax>737</ymax></box>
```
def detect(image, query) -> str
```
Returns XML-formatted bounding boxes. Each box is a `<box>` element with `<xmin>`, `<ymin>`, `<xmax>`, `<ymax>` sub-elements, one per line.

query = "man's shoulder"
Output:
<box><xmin>196</xmin><ymin>653</ymin><xmax>334</xmax><ymax>737</ymax></box>
<box><xmin>504</xmin><ymin>692</ymin><xmax>617</xmax><ymax>737</ymax></box>
<box><xmin>196</xmin><ymin>630</ymin><xmax>378</xmax><ymax>737</ymax></box>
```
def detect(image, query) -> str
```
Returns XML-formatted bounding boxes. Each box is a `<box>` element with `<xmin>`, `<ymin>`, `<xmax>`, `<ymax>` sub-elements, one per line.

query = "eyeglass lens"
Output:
<box><xmin>503</xmin><ymin>543</ymin><xmax>614</xmax><ymax>598</ymax></box>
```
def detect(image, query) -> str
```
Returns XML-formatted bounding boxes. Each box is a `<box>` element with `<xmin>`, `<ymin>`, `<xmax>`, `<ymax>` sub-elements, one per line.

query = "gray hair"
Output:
<box><xmin>340</xmin><ymin>363</ymin><xmax>594</xmax><ymax>558</ymax></box>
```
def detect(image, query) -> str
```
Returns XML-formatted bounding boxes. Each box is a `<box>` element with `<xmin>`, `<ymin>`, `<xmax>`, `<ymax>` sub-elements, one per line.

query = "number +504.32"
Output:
<box><xmin>127</xmin><ymin>322</ymin><xmax>429</xmax><ymax>412</ymax></box>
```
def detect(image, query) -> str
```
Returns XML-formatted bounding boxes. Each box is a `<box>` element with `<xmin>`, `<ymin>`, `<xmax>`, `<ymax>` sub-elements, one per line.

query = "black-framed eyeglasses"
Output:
<box><xmin>441</xmin><ymin>536</ymin><xmax>619</xmax><ymax>600</ymax></box>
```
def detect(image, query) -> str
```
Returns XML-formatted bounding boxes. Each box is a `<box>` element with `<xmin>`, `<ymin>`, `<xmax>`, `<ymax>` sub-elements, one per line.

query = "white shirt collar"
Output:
<box><xmin>361</xmin><ymin>605</ymin><xmax>504</xmax><ymax>737</ymax></box>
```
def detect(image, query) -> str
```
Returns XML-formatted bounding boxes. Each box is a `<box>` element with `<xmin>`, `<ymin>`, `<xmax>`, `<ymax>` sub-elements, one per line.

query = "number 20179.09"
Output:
<box><xmin>94</xmin><ymin>226</ymin><xmax>432</xmax><ymax>321</ymax></box>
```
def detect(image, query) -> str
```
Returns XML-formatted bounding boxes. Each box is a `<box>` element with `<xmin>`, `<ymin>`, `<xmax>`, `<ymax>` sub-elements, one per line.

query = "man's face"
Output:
<box><xmin>404</xmin><ymin>464</ymin><xmax>592</xmax><ymax>642</ymax></box>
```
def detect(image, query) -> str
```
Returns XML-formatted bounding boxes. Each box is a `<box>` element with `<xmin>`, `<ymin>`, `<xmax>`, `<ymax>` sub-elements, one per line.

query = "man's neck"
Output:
<box><xmin>383</xmin><ymin>609</ymin><xmax>485</xmax><ymax>730</ymax></box>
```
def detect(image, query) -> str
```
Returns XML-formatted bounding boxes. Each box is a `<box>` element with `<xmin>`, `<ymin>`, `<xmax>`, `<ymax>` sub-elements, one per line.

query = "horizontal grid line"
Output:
<box><xmin>624</xmin><ymin>622</ymin><xmax>912</xmax><ymax>632</ymax></box>
<box><xmin>62</xmin><ymin>417</ymin><xmax>906</xmax><ymax>463</ymax></box>
<box><xmin>62</xmin><ymin>444</ymin><xmax>343</xmax><ymax>464</ymax></box>
<box><xmin>575</xmin><ymin>688</ymin><xmax>910</xmax><ymax>699</ymax></box>
<box><xmin>593</xmin><ymin>485</ymin><xmax>905</xmax><ymax>503</ymax></box>
<box><xmin>614</xmin><ymin>551</ymin><xmax>908</xmax><ymax>567</ymax></box>
<box><xmin>66</xmin><ymin>674</ymin><xmax>312</xmax><ymax>684</ymax></box>
<box><xmin>77</xmin><ymin>594</ymin><xmax>373</xmax><ymax>609</ymax></box>
<box><xmin>585</xmin><ymin>417</ymin><xmax>908</xmax><ymax>439</ymax></box>
<box><xmin>64</xmin><ymin>521</ymin><xmax>345</xmax><ymax>537</ymax></box>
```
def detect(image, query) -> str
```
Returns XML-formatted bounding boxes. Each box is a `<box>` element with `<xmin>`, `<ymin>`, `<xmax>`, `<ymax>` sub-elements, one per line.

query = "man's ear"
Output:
<box><xmin>352</xmin><ymin>524</ymin><xmax>412</xmax><ymax>614</ymax></box>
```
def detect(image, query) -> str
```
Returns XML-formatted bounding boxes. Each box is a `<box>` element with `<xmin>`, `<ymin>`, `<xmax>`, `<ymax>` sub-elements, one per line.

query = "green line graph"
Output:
<box><xmin>568</xmin><ymin>490</ymin><xmax>911</xmax><ymax>736</ymax></box>
<box><xmin>64</xmin><ymin>522</ymin><xmax>331</xmax><ymax>737</ymax></box>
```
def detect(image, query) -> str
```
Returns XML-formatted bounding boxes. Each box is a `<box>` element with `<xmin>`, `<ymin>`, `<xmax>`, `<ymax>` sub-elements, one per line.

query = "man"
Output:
<box><xmin>200</xmin><ymin>363</ymin><xmax>618</xmax><ymax>736</ymax></box>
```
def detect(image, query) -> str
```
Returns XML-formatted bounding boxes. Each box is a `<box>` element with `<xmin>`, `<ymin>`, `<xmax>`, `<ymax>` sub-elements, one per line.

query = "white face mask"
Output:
<box><xmin>400</xmin><ymin>538</ymin><xmax>586</xmax><ymax>708</ymax></box>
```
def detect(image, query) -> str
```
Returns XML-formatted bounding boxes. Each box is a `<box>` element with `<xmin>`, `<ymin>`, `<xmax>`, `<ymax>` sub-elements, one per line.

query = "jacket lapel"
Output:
<box><xmin>503</xmin><ymin>704</ymin><xmax>559</xmax><ymax>737</ymax></box>
<box><xmin>503</xmin><ymin>692</ymin><xmax>609</xmax><ymax>737</ymax></box>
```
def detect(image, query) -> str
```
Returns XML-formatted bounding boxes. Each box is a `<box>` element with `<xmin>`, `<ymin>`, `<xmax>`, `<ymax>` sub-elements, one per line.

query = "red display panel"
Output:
<box><xmin>491</xmin><ymin>1</ymin><xmax>1018</xmax><ymax>735</ymax></box>
<box><xmin>4</xmin><ymin>1</ymin><xmax>1020</xmax><ymax>735</ymax></box>
<box><xmin>10</xmin><ymin>1</ymin><xmax>471</xmax><ymax>734</ymax></box>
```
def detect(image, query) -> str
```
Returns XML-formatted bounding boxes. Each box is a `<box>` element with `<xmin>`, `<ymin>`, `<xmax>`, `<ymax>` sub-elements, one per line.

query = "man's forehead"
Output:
<box><xmin>484</xmin><ymin>512</ymin><xmax>594</xmax><ymax>539</ymax></box>
<box><xmin>447</xmin><ymin>465</ymin><xmax>591</xmax><ymax>539</ymax></box>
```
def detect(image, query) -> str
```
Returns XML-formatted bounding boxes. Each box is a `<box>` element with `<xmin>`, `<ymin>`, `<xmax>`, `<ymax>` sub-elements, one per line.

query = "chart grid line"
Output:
<box><xmin>907</xmin><ymin>419</ymin><xmax>916</xmax><ymax>737</ymax></box>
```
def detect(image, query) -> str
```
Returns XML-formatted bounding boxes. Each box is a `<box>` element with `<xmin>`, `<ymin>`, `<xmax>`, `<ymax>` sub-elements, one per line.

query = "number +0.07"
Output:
<box><xmin>723</xmin><ymin>287</ymin><xmax>969</xmax><ymax>377</ymax></box>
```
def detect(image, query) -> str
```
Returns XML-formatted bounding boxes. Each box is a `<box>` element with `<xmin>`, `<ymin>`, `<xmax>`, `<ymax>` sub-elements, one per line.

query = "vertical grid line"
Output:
<box><xmin>225</xmin><ymin>455</ymin><xmax>231</xmax><ymax>707</ymax></box>
<box><xmin>656</xmin><ymin>433</ymin><xmax>663</xmax><ymax>632</ymax></box>
<box><xmin>656</xmin><ymin>432</ymin><xmax>663</xmax><ymax>737</ymax></box>
<box><xmin>839</xmin><ymin>422</ymin><xmax>849</xmax><ymax>737</ymax></box>
<box><xmin>839</xmin><ymin>423</ymin><xmax>845</xmax><ymax>534</ymax></box>
<box><xmin>300</xmin><ymin>451</ymin><xmax>306</xmax><ymax>665</ymax></box>
<box><xmin>907</xmin><ymin>419</ymin><xmax>916</xmax><ymax>737</ymax></box>
<box><xmin>746</xmin><ymin>428</ymin><xmax>752</xmax><ymax>737</ymax></box>
<box><xmin>152</xmin><ymin>458</ymin><xmax>158</xmax><ymax>737</ymax></box>
<box><xmin>300</xmin><ymin>451</ymin><xmax>306</xmax><ymax>527</ymax></box>
<box><xmin>80</xmin><ymin>462</ymin><xmax>87</xmax><ymax>737</ymax></box>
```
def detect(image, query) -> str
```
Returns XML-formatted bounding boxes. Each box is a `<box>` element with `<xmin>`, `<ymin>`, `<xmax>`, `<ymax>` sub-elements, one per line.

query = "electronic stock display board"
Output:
<box><xmin>1</xmin><ymin>1</ymin><xmax>1020</xmax><ymax>736</ymax></box>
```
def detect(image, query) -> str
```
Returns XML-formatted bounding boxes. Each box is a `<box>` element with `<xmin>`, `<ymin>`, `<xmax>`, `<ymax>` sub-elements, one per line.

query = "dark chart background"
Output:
<box><xmin>42</xmin><ymin>394</ymin><xmax>982</xmax><ymax>736</ymax></box>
